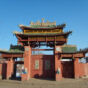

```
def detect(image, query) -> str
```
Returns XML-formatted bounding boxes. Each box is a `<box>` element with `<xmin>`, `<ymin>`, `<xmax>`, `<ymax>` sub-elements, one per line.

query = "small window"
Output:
<box><xmin>35</xmin><ymin>60</ymin><xmax>39</xmax><ymax>69</ymax></box>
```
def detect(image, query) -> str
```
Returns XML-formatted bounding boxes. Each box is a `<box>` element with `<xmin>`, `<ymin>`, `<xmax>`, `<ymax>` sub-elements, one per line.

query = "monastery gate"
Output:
<box><xmin>0</xmin><ymin>19</ymin><xmax>88</xmax><ymax>81</ymax></box>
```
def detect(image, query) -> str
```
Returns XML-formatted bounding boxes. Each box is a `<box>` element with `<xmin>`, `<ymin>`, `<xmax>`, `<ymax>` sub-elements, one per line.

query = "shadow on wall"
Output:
<box><xmin>34</xmin><ymin>74</ymin><xmax>55</xmax><ymax>81</ymax></box>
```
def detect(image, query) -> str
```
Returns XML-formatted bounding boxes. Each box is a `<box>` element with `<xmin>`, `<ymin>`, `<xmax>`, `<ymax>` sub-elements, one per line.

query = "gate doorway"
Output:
<box><xmin>31</xmin><ymin>55</ymin><xmax>55</xmax><ymax>80</ymax></box>
<box><xmin>31</xmin><ymin>45</ymin><xmax>55</xmax><ymax>80</ymax></box>
<box><xmin>11</xmin><ymin>58</ymin><xmax>24</xmax><ymax>80</ymax></box>
<box><xmin>61</xmin><ymin>59</ymin><xmax>74</xmax><ymax>78</ymax></box>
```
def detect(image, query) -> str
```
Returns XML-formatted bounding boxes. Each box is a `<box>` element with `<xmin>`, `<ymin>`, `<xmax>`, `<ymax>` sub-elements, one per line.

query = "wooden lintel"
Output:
<box><xmin>61</xmin><ymin>53</ymin><xmax>85</xmax><ymax>58</ymax></box>
<box><xmin>32</xmin><ymin>49</ymin><xmax>54</xmax><ymax>51</ymax></box>
<box><xmin>61</xmin><ymin>54</ymin><xmax>73</xmax><ymax>58</ymax></box>
<box><xmin>19</xmin><ymin>38</ymin><xmax>66</xmax><ymax>42</ymax></box>
<box><xmin>73</xmin><ymin>53</ymin><xmax>84</xmax><ymax>58</ymax></box>
<box><xmin>2</xmin><ymin>53</ymin><xmax>23</xmax><ymax>58</ymax></box>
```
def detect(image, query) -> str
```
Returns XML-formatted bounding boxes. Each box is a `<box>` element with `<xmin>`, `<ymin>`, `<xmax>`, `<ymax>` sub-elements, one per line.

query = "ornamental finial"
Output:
<box><xmin>41</xmin><ymin>18</ymin><xmax>44</xmax><ymax>23</ymax></box>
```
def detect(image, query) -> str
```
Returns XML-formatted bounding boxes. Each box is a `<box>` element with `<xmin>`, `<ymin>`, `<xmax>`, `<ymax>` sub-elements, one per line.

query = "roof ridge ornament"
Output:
<box><xmin>30</xmin><ymin>19</ymin><xmax>56</xmax><ymax>27</ymax></box>
<box><xmin>41</xmin><ymin>18</ymin><xmax>44</xmax><ymax>23</ymax></box>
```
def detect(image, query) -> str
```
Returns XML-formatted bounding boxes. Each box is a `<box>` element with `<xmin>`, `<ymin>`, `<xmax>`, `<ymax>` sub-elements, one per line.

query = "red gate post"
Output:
<box><xmin>21</xmin><ymin>46</ymin><xmax>32</xmax><ymax>81</ymax></box>
<box><xmin>0</xmin><ymin>63</ymin><xmax>2</xmax><ymax>79</ymax></box>
<box><xmin>55</xmin><ymin>46</ymin><xmax>62</xmax><ymax>81</ymax></box>
<box><xmin>74</xmin><ymin>58</ymin><xmax>80</xmax><ymax>78</ymax></box>
<box><xmin>6</xmin><ymin>58</ymin><xmax>14</xmax><ymax>79</ymax></box>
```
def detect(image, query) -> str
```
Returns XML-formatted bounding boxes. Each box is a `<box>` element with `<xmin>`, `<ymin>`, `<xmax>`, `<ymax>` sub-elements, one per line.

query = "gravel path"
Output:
<box><xmin>0</xmin><ymin>78</ymin><xmax>88</xmax><ymax>88</ymax></box>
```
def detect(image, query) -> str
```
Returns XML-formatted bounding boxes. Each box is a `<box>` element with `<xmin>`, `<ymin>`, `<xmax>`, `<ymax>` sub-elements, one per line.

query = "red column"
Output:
<box><xmin>74</xmin><ymin>58</ymin><xmax>79</xmax><ymax>78</ymax></box>
<box><xmin>6</xmin><ymin>58</ymin><xmax>14</xmax><ymax>79</ymax></box>
<box><xmin>0</xmin><ymin>63</ymin><xmax>2</xmax><ymax>79</ymax></box>
<box><xmin>55</xmin><ymin>46</ymin><xmax>62</xmax><ymax>81</ymax></box>
<box><xmin>21</xmin><ymin>46</ymin><xmax>32</xmax><ymax>81</ymax></box>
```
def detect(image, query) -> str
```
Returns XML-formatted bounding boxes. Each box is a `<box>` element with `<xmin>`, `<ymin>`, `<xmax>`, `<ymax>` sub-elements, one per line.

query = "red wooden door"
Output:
<box><xmin>61</xmin><ymin>61</ymin><xmax>74</xmax><ymax>78</ymax></box>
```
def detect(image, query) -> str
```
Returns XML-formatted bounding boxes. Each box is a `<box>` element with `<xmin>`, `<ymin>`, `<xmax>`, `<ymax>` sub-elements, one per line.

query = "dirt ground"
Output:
<box><xmin>0</xmin><ymin>78</ymin><xmax>88</xmax><ymax>88</ymax></box>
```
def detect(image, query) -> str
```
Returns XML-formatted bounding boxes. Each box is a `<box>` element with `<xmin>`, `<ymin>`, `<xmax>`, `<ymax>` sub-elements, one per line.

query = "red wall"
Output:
<box><xmin>31</xmin><ymin>55</ymin><xmax>55</xmax><ymax>79</ymax></box>
<box><xmin>6</xmin><ymin>59</ymin><xmax>14</xmax><ymax>79</ymax></box>
<box><xmin>78</xmin><ymin>63</ymin><xmax>88</xmax><ymax>77</ymax></box>
<box><xmin>0</xmin><ymin>64</ymin><xmax>2</xmax><ymax>79</ymax></box>
<box><xmin>74</xmin><ymin>58</ymin><xmax>88</xmax><ymax>78</ymax></box>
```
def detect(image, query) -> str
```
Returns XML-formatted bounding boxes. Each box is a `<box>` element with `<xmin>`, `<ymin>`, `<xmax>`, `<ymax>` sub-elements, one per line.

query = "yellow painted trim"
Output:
<box><xmin>24</xmin><ymin>29</ymin><xmax>63</xmax><ymax>34</ymax></box>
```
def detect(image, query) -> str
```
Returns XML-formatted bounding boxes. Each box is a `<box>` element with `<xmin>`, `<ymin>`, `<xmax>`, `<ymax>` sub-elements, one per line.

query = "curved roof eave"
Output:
<box><xmin>19</xmin><ymin>24</ymin><xmax>66</xmax><ymax>30</ymax></box>
<box><xmin>14</xmin><ymin>31</ymin><xmax>72</xmax><ymax>37</ymax></box>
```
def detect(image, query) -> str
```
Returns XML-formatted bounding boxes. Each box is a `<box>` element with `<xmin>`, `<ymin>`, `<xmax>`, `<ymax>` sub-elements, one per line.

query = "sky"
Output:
<box><xmin>0</xmin><ymin>0</ymin><xmax>88</xmax><ymax>50</ymax></box>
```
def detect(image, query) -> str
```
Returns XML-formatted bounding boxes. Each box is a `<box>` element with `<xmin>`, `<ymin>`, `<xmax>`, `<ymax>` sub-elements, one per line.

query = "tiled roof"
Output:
<box><xmin>13</xmin><ymin>31</ymin><xmax>72</xmax><ymax>37</ymax></box>
<box><xmin>62</xmin><ymin>45</ymin><xmax>88</xmax><ymax>54</ymax></box>
<box><xmin>0</xmin><ymin>49</ymin><xmax>24</xmax><ymax>54</ymax></box>
<box><xmin>19</xmin><ymin>24</ymin><xmax>66</xmax><ymax>30</ymax></box>
<box><xmin>62</xmin><ymin>45</ymin><xmax>77</xmax><ymax>53</ymax></box>
<box><xmin>10</xmin><ymin>44</ymin><xmax>24</xmax><ymax>51</ymax></box>
<box><xmin>0</xmin><ymin>45</ymin><xmax>24</xmax><ymax>54</ymax></box>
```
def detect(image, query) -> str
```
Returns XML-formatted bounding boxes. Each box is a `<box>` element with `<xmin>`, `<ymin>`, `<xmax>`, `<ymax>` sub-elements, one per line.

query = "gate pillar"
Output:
<box><xmin>74</xmin><ymin>58</ymin><xmax>79</xmax><ymax>78</ymax></box>
<box><xmin>54</xmin><ymin>46</ymin><xmax>62</xmax><ymax>81</ymax></box>
<box><xmin>6</xmin><ymin>58</ymin><xmax>14</xmax><ymax>79</ymax></box>
<box><xmin>21</xmin><ymin>46</ymin><xmax>32</xmax><ymax>81</ymax></box>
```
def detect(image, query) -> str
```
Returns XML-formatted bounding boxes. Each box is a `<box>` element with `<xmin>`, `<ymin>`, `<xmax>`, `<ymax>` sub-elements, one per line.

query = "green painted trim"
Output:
<box><xmin>62</xmin><ymin>46</ymin><xmax>77</xmax><ymax>53</ymax></box>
